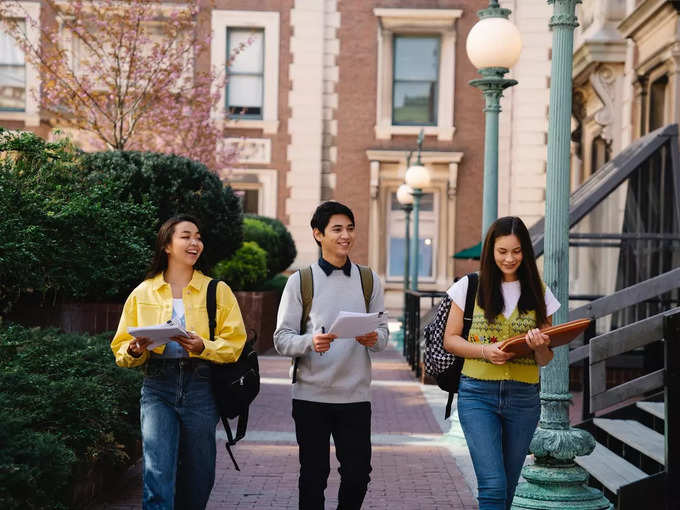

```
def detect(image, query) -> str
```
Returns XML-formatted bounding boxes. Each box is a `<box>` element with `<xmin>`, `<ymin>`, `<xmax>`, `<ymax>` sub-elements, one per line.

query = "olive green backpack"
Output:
<box><xmin>291</xmin><ymin>265</ymin><xmax>374</xmax><ymax>383</ymax></box>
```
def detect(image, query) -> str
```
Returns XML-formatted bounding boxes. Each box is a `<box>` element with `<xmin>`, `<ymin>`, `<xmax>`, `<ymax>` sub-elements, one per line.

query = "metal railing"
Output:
<box><xmin>403</xmin><ymin>289</ymin><xmax>446</xmax><ymax>378</ymax></box>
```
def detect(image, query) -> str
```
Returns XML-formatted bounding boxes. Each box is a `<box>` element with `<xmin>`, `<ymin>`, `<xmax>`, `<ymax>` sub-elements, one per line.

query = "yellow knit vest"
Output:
<box><xmin>461</xmin><ymin>296</ymin><xmax>540</xmax><ymax>384</ymax></box>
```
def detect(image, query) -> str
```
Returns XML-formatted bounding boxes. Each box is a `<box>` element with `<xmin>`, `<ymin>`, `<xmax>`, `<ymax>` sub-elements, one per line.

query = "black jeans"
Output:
<box><xmin>292</xmin><ymin>399</ymin><xmax>372</xmax><ymax>510</ymax></box>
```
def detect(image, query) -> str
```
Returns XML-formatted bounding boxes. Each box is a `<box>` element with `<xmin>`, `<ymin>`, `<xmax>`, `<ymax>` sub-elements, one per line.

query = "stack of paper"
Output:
<box><xmin>128</xmin><ymin>318</ymin><xmax>189</xmax><ymax>350</ymax></box>
<box><xmin>327</xmin><ymin>311</ymin><xmax>385</xmax><ymax>338</ymax></box>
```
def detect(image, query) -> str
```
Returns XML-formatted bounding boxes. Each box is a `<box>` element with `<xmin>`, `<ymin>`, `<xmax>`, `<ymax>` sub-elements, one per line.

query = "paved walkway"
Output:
<box><xmin>95</xmin><ymin>344</ymin><xmax>478</xmax><ymax>509</ymax></box>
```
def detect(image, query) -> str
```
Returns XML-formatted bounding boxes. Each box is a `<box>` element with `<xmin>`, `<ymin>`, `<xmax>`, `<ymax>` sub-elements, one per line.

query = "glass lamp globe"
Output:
<box><xmin>405</xmin><ymin>164</ymin><xmax>431</xmax><ymax>189</ymax></box>
<box><xmin>396</xmin><ymin>184</ymin><xmax>414</xmax><ymax>205</ymax></box>
<box><xmin>466</xmin><ymin>17</ymin><xmax>522</xmax><ymax>69</ymax></box>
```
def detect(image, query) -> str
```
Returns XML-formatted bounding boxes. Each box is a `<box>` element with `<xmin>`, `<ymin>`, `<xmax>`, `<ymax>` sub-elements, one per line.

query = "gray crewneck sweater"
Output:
<box><xmin>273</xmin><ymin>262</ymin><xmax>389</xmax><ymax>403</ymax></box>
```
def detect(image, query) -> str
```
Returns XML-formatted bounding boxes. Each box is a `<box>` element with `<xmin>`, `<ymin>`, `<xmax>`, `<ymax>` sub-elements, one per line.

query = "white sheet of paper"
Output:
<box><xmin>327</xmin><ymin>311</ymin><xmax>384</xmax><ymax>338</ymax></box>
<box><xmin>128</xmin><ymin>318</ymin><xmax>190</xmax><ymax>350</ymax></box>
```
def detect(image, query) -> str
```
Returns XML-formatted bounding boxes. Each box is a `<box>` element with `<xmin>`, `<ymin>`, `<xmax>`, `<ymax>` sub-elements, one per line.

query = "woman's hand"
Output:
<box><xmin>127</xmin><ymin>336</ymin><xmax>152</xmax><ymax>357</ymax></box>
<box><xmin>526</xmin><ymin>328</ymin><xmax>554</xmax><ymax>366</ymax></box>
<box><xmin>173</xmin><ymin>331</ymin><xmax>206</xmax><ymax>354</ymax></box>
<box><xmin>481</xmin><ymin>344</ymin><xmax>515</xmax><ymax>365</ymax></box>
<box><xmin>525</xmin><ymin>328</ymin><xmax>550</xmax><ymax>351</ymax></box>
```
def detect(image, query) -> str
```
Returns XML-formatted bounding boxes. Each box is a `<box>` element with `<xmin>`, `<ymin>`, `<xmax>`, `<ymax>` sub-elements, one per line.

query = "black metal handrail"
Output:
<box><xmin>403</xmin><ymin>289</ymin><xmax>447</xmax><ymax>377</ymax></box>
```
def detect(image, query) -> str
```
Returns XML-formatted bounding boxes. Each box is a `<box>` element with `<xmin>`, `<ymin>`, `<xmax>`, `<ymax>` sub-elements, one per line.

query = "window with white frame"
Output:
<box><xmin>211</xmin><ymin>10</ymin><xmax>279</xmax><ymax>133</ymax></box>
<box><xmin>227</xmin><ymin>28</ymin><xmax>264</xmax><ymax>119</ymax></box>
<box><xmin>392</xmin><ymin>35</ymin><xmax>439</xmax><ymax>126</ymax></box>
<box><xmin>387</xmin><ymin>191</ymin><xmax>437</xmax><ymax>280</ymax></box>
<box><xmin>373</xmin><ymin>8</ymin><xmax>461</xmax><ymax>141</ymax></box>
<box><xmin>0</xmin><ymin>22</ymin><xmax>25</xmax><ymax>111</ymax></box>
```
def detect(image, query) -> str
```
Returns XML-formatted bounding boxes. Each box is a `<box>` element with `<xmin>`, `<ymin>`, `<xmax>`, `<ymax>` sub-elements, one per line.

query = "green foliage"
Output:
<box><xmin>242</xmin><ymin>217</ymin><xmax>279</xmax><ymax>279</ymax></box>
<box><xmin>0</xmin><ymin>324</ymin><xmax>142</xmax><ymax>509</ymax></box>
<box><xmin>0</xmin><ymin>129</ymin><xmax>156</xmax><ymax>312</ymax></box>
<box><xmin>213</xmin><ymin>241</ymin><xmax>267</xmax><ymax>291</ymax></box>
<box><xmin>80</xmin><ymin>150</ymin><xmax>243</xmax><ymax>270</ymax></box>
<box><xmin>245</xmin><ymin>214</ymin><xmax>297</xmax><ymax>277</ymax></box>
<box><xmin>259</xmin><ymin>274</ymin><xmax>289</xmax><ymax>296</ymax></box>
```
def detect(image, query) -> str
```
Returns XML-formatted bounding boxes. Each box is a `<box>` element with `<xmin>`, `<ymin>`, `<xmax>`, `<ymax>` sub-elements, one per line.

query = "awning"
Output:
<box><xmin>452</xmin><ymin>241</ymin><xmax>481</xmax><ymax>260</ymax></box>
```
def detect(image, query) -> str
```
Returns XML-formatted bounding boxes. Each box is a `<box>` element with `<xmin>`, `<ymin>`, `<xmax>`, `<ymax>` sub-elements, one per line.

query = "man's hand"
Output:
<box><xmin>355</xmin><ymin>331</ymin><xmax>378</xmax><ymax>348</ymax></box>
<box><xmin>173</xmin><ymin>331</ymin><xmax>206</xmax><ymax>354</ymax></box>
<box><xmin>313</xmin><ymin>332</ymin><xmax>337</xmax><ymax>353</ymax></box>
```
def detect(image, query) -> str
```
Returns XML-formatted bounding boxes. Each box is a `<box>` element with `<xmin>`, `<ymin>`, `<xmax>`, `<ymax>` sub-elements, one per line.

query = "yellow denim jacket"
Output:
<box><xmin>111</xmin><ymin>271</ymin><xmax>246</xmax><ymax>368</ymax></box>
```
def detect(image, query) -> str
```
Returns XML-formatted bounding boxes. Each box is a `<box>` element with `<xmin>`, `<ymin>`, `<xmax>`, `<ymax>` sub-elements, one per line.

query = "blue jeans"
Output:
<box><xmin>140</xmin><ymin>359</ymin><xmax>219</xmax><ymax>510</ymax></box>
<box><xmin>457</xmin><ymin>375</ymin><xmax>540</xmax><ymax>510</ymax></box>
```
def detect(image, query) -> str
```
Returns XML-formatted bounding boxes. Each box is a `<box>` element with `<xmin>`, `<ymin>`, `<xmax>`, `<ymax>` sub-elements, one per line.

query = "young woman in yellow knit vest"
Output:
<box><xmin>443</xmin><ymin>216</ymin><xmax>560</xmax><ymax>510</ymax></box>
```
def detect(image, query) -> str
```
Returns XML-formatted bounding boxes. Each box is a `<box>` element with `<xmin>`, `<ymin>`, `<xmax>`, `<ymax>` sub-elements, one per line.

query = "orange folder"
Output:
<box><xmin>497</xmin><ymin>318</ymin><xmax>592</xmax><ymax>357</ymax></box>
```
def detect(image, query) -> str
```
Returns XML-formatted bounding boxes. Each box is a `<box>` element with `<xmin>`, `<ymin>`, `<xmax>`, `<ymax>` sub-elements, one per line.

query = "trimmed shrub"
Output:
<box><xmin>242</xmin><ymin>217</ymin><xmax>279</xmax><ymax>280</ymax></box>
<box><xmin>213</xmin><ymin>241</ymin><xmax>267</xmax><ymax>291</ymax></box>
<box><xmin>0</xmin><ymin>130</ymin><xmax>156</xmax><ymax>311</ymax></box>
<box><xmin>81</xmin><ymin>151</ymin><xmax>243</xmax><ymax>271</ymax></box>
<box><xmin>245</xmin><ymin>214</ymin><xmax>297</xmax><ymax>276</ymax></box>
<box><xmin>0</xmin><ymin>324</ymin><xmax>143</xmax><ymax>509</ymax></box>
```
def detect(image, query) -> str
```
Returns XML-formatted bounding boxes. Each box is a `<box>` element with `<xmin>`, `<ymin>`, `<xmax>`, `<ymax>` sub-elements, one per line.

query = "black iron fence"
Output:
<box><xmin>403</xmin><ymin>289</ymin><xmax>447</xmax><ymax>378</ymax></box>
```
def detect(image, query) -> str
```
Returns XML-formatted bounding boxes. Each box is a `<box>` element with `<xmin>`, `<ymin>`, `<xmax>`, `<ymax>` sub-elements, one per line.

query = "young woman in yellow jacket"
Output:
<box><xmin>111</xmin><ymin>214</ymin><xmax>246</xmax><ymax>510</ymax></box>
<box><xmin>444</xmin><ymin>216</ymin><xmax>560</xmax><ymax>510</ymax></box>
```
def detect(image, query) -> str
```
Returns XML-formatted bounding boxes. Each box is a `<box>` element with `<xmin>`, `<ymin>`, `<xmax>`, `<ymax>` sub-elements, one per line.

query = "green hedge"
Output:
<box><xmin>0</xmin><ymin>130</ymin><xmax>243</xmax><ymax>313</ymax></box>
<box><xmin>0</xmin><ymin>324</ymin><xmax>142</xmax><ymax>510</ymax></box>
<box><xmin>81</xmin><ymin>150</ymin><xmax>243</xmax><ymax>271</ymax></box>
<box><xmin>213</xmin><ymin>241</ymin><xmax>268</xmax><ymax>291</ymax></box>
<box><xmin>245</xmin><ymin>214</ymin><xmax>297</xmax><ymax>277</ymax></box>
<box><xmin>0</xmin><ymin>130</ymin><xmax>156</xmax><ymax>312</ymax></box>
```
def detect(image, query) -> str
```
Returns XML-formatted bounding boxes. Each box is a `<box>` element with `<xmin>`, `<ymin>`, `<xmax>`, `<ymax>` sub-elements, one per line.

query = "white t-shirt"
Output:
<box><xmin>447</xmin><ymin>275</ymin><xmax>561</xmax><ymax>320</ymax></box>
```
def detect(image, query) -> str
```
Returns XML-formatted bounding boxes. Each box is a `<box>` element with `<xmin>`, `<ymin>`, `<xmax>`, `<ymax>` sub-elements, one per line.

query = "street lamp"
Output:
<box><xmin>466</xmin><ymin>0</ymin><xmax>522</xmax><ymax>237</ymax></box>
<box><xmin>396</xmin><ymin>184</ymin><xmax>414</xmax><ymax>294</ymax></box>
<box><xmin>511</xmin><ymin>1</ymin><xmax>611</xmax><ymax>509</ymax></box>
<box><xmin>405</xmin><ymin>130</ymin><xmax>431</xmax><ymax>291</ymax></box>
<box><xmin>396</xmin><ymin>183</ymin><xmax>414</xmax><ymax>355</ymax></box>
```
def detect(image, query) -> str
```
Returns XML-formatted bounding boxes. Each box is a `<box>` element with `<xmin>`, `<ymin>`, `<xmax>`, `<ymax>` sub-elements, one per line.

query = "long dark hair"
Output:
<box><xmin>477</xmin><ymin>216</ymin><xmax>547</xmax><ymax>325</ymax></box>
<box><xmin>146</xmin><ymin>214</ymin><xmax>203</xmax><ymax>279</ymax></box>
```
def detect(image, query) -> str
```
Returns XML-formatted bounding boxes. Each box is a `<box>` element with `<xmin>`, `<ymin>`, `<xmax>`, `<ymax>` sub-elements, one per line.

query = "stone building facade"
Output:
<box><xmin>1</xmin><ymin>1</ymin><xmax>488</xmax><ymax>311</ymax></box>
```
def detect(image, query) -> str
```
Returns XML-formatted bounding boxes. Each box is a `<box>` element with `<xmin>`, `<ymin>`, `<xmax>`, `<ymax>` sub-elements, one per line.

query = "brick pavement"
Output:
<box><xmin>95</xmin><ymin>345</ymin><xmax>477</xmax><ymax>510</ymax></box>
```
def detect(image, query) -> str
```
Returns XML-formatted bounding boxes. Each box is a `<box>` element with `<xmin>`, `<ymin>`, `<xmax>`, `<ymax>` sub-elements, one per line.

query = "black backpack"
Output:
<box><xmin>207</xmin><ymin>279</ymin><xmax>260</xmax><ymax>471</ymax></box>
<box><xmin>423</xmin><ymin>272</ymin><xmax>478</xmax><ymax>420</ymax></box>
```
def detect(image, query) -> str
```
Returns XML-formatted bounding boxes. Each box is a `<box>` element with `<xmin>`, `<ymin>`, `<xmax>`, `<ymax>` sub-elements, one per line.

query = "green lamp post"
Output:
<box><xmin>511</xmin><ymin>1</ymin><xmax>611</xmax><ymax>508</ymax></box>
<box><xmin>466</xmin><ymin>0</ymin><xmax>522</xmax><ymax>237</ymax></box>
<box><xmin>396</xmin><ymin>182</ymin><xmax>413</xmax><ymax>355</ymax></box>
<box><xmin>405</xmin><ymin>130</ymin><xmax>430</xmax><ymax>292</ymax></box>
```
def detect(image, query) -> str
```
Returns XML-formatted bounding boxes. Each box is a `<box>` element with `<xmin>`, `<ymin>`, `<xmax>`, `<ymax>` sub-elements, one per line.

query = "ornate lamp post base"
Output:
<box><xmin>513</xmin><ymin>464</ymin><xmax>612</xmax><ymax>509</ymax></box>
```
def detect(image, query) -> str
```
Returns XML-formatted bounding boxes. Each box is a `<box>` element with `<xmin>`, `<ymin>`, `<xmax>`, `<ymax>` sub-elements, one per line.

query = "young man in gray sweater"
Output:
<box><xmin>274</xmin><ymin>201</ymin><xmax>389</xmax><ymax>510</ymax></box>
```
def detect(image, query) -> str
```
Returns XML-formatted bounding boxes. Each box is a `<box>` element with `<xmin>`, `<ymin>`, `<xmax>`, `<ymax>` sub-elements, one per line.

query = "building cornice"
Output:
<box><xmin>373</xmin><ymin>8</ymin><xmax>463</xmax><ymax>30</ymax></box>
<box><xmin>573</xmin><ymin>39</ymin><xmax>626</xmax><ymax>84</ymax></box>
<box><xmin>619</xmin><ymin>0</ymin><xmax>679</xmax><ymax>39</ymax></box>
<box><xmin>365</xmin><ymin>149</ymin><xmax>463</xmax><ymax>165</ymax></box>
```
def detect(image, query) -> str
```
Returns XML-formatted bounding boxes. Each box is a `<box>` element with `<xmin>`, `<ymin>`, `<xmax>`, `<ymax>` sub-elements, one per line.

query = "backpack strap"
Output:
<box><xmin>206</xmin><ymin>278</ymin><xmax>241</xmax><ymax>471</ymax></box>
<box><xmin>462</xmin><ymin>272</ymin><xmax>479</xmax><ymax>340</ymax></box>
<box><xmin>299</xmin><ymin>266</ymin><xmax>314</xmax><ymax>332</ymax></box>
<box><xmin>207</xmin><ymin>279</ymin><xmax>218</xmax><ymax>341</ymax></box>
<box><xmin>357</xmin><ymin>265</ymin><xmax>373</xmax><ymax>312</ymax></box>
<box><xmin>292</xmin><ymin>266</ymin><xmax>314</xmax><ymax>384</ymax></box>
<box><xmin>445</xmin><ymin>272</ymin><xmax>479</xmax><ymax>420</ymax></box>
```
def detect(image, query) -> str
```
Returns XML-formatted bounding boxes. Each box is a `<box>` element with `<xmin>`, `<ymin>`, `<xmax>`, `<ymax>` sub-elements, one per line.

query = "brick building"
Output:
<box><xmin>1</xmin><ymin>1</ymin><xmax>487</xmax><ymax>310</ymax></box>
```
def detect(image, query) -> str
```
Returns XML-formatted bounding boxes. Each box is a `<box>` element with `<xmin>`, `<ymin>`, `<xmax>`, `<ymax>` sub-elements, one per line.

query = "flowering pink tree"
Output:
<box><xmin>0</xmin><ymin>0</ymin><xmax>240</xmax><ymax>168</ymax></box>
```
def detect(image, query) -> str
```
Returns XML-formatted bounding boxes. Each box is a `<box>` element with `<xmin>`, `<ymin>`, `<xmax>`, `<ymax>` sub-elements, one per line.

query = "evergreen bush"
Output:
<box><xmin>81</xmin><ymin>151</ymin><xmax>243</xmax><ymax>270</ymax></box>
<box><xmin>212</xmin><ymin>241</ymin><xmax>267</xmax><ymax>291</ymax></box>
<box><xmin>245</xmin><ymin>214</ymin><xmax>297</xmax><ymax>276</ymax></box>
<box><xmin>0</xmin><ymin>324</ymin><xmax>142</xmax><ymax>509</ymax></box>
<box><xmin>0</xmin><ymin>130</ymin><xmax>156</xmax><ymax>312</ymax></box>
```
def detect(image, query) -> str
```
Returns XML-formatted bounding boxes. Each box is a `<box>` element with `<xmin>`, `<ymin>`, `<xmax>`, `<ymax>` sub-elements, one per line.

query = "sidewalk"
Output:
<box><xmin>95</xmin><ymin>344</ymin><xmax>478</xmax><ymax>509</ymax></box>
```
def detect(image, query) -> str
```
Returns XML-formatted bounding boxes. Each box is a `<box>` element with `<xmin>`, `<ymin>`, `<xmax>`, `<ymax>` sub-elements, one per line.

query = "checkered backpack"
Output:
<box><xmin>423</xmin><ymin>272</ymin><xmax>478</xmax><ymax>419</ymax></box>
